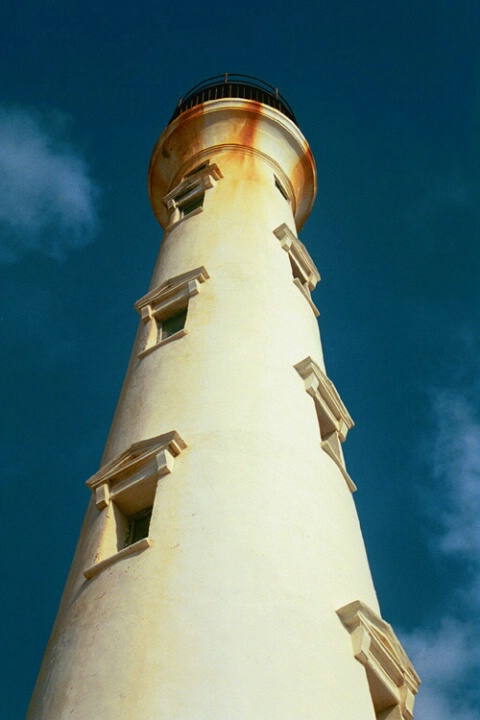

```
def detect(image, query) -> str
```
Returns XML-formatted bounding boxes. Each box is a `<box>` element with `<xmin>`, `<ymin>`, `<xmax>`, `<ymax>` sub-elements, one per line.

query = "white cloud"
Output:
<box><xmin>403</xmin><ymin>618</ymin><xmax>479</xmax><ymax>720</ymax></box>
<box><xmin>401</xmin><ymin>381</ymin><xmax>480</xmax><ymax>719</ymax></box>
<box><xmin>430</xmin><ymin>389</ymin><xmax>480</xmax><ymax>557</ymax></box>
<box><xmin>0</xmin><ymin>107</ymin><xmax>99</xmax><ymax>262</ymax></box>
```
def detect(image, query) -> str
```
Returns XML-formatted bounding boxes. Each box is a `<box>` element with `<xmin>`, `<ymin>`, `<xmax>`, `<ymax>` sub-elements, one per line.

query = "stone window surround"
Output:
<box><xmin>295</xmin><ymin>356</ymin><xmax>356</xmax><ymax>492</ymax></box>
<box><xmin>163</xmin><ymin>163</ymin><xmax>223</xmax><ymax>228</ymax></box>
<box><xmin>337</xmin><ymin>600</ymin><xmax>420</xmax><ymax>720</ymax></box>
<box><xmin>84</xmin><ymin>431</ymin><xmax>187</xmax><ymax>580</ymax></box>
<box><xmin>134</xmin><ymin>266</ymin><xmax>210</xmax><ymax>359</ymax></box>
<box><xmin>274</xmin><ymin>223</ymin><xmax>320</xmax><ymax>317</ymax></box>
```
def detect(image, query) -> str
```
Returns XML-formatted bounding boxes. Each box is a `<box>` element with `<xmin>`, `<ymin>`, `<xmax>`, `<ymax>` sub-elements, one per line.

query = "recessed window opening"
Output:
<box><xmin>295</xmin><ymin>356</ymin><xmax>356</xmax><ymax>492</ymax></box>
<box><xmin>164</xmin><ymin>163</ymin><xmax>222</xmax><ymax>228</ymax></box>
<box><xmin>275</xmin><ymin>176</ymin><xmax>290</xmax><ymax>202</ymax></box>
<box><xmin>135</xmin><ymin>267</ymin><xmax>209</xmax><ymax>359</ymax></box>
<box><xmin>288</xmin><ymin>255</ymin><xmax>305</xmax><ymax>288</ymax></box>
<box><xmin>273</xmin><ymin>224</ymin><xmax>320</xmax><ymax>317</ymax></box>
<box><xmin>160</xmin><ymin>307</ymin><xmax>188</xmax><ymax>341</ymax></box>
<box><xmin>181</xmin><ymin>193</ymin><xmax>204</xmax><ymax>217</ymax></box>
<box><xmin>124</xmin><ymin>507</ymin><xmax>152</xmax><ymax>548</ymax></box>
<box><xmin>185</xmin><ymin>162</ymin><xmax>209</xmax><ymax>178</ymax></box>
<box><xmin>84</xmin><ymin>431</ymin><xmax>187</xmax><ymax>580</ymax></box>
<box><xmin>337</xmin><ymin>601</ymin><xmax>420</xmax><ymax>720</ymax></box>
<box><xmin>175</xmin><ymin>185</ymin><xmax>196</xmax><ymax>202</ymax></box>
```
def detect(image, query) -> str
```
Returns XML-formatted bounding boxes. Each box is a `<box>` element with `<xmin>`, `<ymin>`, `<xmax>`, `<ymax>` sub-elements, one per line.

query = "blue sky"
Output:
<box><xmin>1</xmin><ymin>1</ymin><xmax>479</xmax><ymax>717</ymax></box>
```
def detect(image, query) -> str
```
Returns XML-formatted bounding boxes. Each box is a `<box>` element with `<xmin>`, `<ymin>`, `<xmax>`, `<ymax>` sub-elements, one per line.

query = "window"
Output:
<box><xmin>134</xmin><ymin>266</ymin><xmax>210</xmax><ymax>358</ymax></box>
<box><xmin>294</xmin><ymin>356</ymin><xmax>356</xmax><ymax>492</ymax></box>
<box><xmin>274</xmin><ymin>175</ymin><xmax>290</xmax><ymax>202</ymax></box>
<box><xmin>181</xmin><ymin>193</ymin><xmax>204</xmax><ymax>216</ymax></box>
<box><xmin>163</xmin><ymin>163</ymin><xmax>222</xmax><ymax>227</ymax></box>
<box><xmin>337</xmin><ymin>601</ymin><xmax>420</xmax><ymax>720</ymax></box>
<box><xmin>125</xmin><ymin>507</ymin><xmax>152</xmax><ymax>548</ymax></box>
<box><xmin>172</xmin><ymin>185</ymin><xmax>205</xmax><ymax>218</ymax></box>
<box><xmin>160</xmin><ymin>307</ymin><xmax>188</xmax><ymax>342</ymax></box>
<box><xmin>273</xmin><ymin>223</ymin><xmax>320</xmax><ymax>317</ymax></box>
<box><xmin>84</xmin><ymin>431</ymin><xmax>187</xmax><ymax>580</ymax></box>
<box><xmin>138</xmin><ymin>303</ymin><xmax>188</xmax><ymax>357</ymax></box>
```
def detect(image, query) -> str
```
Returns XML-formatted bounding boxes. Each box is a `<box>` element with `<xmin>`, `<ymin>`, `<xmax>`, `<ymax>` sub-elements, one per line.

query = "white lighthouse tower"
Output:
<box><xmin>28</xmin><ymin>75</ymin><xmax>419</xmax><ymax>720</ymax></box>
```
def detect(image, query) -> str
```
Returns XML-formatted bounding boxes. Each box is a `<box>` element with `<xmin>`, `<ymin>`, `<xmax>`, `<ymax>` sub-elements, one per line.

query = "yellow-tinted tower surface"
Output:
<box><xmin>28</xmin><ymin>76</ymin><xmax>419</xmax><ymax>720</ymax></box>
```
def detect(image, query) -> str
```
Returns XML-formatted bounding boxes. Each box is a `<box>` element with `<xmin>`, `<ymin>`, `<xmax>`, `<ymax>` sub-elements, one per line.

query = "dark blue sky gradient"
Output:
<box><xmin>1</xmin><ymin>1</ymin><xmax>479</xmax><ymax>717</ymax></box>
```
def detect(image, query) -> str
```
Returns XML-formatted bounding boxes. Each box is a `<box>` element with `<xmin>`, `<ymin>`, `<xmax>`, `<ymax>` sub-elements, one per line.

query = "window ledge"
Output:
<box><xmin>137</xmin><ymin>329</ymin><xmax>188</xmax><ymax>358</ymax></box>
<box><xmin>84</xmin><ymin>537</ymin><xmax>152</xmax><ymax>580</ymax></box>
<box><xmin>321</xmin><ymin>440</ymin><xmax>357</xmax><ymax>492</ymax></box>
<box><xmin>167</xmin><ymin>205</ymin><xmax>204</xmax><ymax>231</ymax></box>
<box><xmin>293</xmin><ymin>278</ymin><xmax>320</xmax><ymax>317</ymax></box>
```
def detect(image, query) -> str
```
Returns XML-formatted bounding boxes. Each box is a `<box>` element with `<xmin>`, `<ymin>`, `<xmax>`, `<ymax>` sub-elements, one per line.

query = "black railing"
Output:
<box><xmin>169</xmin><ymin>74</ymin><xmax>297</xmax><ymax>125</ymax></box>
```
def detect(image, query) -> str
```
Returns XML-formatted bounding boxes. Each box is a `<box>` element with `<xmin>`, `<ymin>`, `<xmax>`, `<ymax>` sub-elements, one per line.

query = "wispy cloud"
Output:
<box><xmin>402</xmin><ymin>376</ymin><xmax>480</xmax><ymax>719</ymax></box>
<box><xmin>430</xmin><ymin>389</ymin><xmax>480</xmax><ymax>557</ymax></box>
<box><xmin>404</xmin><ymin>618</ymin><xmax>479</xmax><ymax>720</ymax></box>
<box><xmin>0</xmin><ymin>106</ymin><xmax>99</xmax><ymax>262</ymax></box>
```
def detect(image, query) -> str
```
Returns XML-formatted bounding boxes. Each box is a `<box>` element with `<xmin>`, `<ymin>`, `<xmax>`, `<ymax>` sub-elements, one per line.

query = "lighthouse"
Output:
<box><xmin>28</xmin><ymin>75</ymin><xmax>419</xmax><ymax>720</ymax></box>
